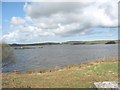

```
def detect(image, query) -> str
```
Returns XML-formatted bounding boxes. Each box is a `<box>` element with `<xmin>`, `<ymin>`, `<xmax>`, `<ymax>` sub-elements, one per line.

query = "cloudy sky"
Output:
<box><xmin>2</xmin><ymin>0</ymin><xmax>118</xmax><ymax>44</ymax></box>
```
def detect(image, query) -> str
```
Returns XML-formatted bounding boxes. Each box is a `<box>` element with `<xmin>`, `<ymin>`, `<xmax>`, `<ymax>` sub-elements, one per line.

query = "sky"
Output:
<box><xmin>1</xmin><ymin>0</ymin><xmax>118</xmax><ymax>44</ymax></box>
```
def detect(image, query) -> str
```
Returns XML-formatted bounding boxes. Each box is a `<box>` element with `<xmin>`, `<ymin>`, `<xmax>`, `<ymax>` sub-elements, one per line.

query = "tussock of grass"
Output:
<box><xmin>2</xmin><ymin>58</ymin><xmax>118</xmax><ymax>88</ymax></box>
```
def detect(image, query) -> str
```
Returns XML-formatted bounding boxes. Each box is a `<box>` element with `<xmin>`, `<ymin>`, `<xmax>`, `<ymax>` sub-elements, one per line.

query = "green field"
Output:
<box><xmin>2</xmin><ymin>58</ymin><xmax>119</xmax><ymax>88</ymax></box>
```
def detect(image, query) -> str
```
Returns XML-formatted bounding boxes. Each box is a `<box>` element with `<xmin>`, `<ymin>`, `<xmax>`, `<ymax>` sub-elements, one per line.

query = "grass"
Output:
<box><xmin>2</xmin><ymin>58</ymin><xmax>119</xmax><ymax>88</ymax></box>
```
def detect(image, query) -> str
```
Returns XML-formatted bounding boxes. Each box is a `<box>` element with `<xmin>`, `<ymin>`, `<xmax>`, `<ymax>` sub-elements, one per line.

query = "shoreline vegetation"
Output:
<box><xmin>2</xmin><ymin>57</ymin><xmax>119</xmax><ymax>88</ymax></box>
<box><xmin>2</xmin><ymin>43</ymin><xmax>15</xmax><ymax>67</ymax></box>
<box><xmin>9</xmin><ymin>40</ymin><xmax>119</xmax><ymax>46</ymax></box>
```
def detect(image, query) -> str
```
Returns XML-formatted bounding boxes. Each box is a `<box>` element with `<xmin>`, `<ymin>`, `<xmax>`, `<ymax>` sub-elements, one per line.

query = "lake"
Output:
<box><xmin>2</xmin><ymin>44</ymin><xmax>118</xmax><ymax>73</ymax></box>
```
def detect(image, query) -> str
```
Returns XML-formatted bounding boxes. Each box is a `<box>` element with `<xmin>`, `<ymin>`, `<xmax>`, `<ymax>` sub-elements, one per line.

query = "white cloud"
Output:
<box><xmin>3</xmin><ymin>0</ymin><xmax>118</xmax><ymax>43</ymax></box>
<box><xmin>11</xmin><ymin>17</ymin><xmax>26</xmax><ymax>25</ymax></box>
<box><xmin>24</xmin><ymin>0</ymin><xmax>118</xmax><ymax>28</ymax></box>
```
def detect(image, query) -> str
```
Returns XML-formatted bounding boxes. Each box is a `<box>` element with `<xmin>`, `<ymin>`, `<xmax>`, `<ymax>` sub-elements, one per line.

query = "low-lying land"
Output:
<box><xmin>9</xmin><ymin>40</ymin><xmax>119</xmax><ymax>46</ymax></box>
<box><xmin>2</xmin><ymin>58</ymin><xmax>119</xmax><ymax>88</ymax></box>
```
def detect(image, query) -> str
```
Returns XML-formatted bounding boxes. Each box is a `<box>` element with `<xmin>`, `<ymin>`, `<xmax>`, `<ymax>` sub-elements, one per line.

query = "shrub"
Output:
<box><xmin>105</xmin><ymin>41</ymin><xmax>116</xmax><ymax>44</ymax></box>
<box><xmin>1</xmin><ymin>42</ymin><xmax>16</xmax><ymax>67</ymax></box>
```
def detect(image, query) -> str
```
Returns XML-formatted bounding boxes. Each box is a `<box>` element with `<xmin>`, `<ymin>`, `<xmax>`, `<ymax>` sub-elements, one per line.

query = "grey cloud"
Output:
<box><xmin>24</xmin><ymin>2</ymin><xmax>93</xmax><ymax>18</ymax></box>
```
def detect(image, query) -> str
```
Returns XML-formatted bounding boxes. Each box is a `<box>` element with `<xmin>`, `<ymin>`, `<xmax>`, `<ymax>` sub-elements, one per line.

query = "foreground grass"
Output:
<box><xmin>2</xmin><ymin>58</ymin><xmax>118</xmax><ymax>88</ymax></box>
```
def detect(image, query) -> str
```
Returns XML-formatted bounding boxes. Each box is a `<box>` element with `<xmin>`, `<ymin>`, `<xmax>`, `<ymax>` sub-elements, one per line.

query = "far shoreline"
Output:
<box><xmin>9</xmin><ymin>40</ymin><xmax>119</xmax><ymax>46</ymax></box>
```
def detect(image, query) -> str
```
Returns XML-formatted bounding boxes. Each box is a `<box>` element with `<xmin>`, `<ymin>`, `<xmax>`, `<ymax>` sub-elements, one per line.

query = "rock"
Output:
<box><xmin>94</xmin><ymin>81</ymin><xmax>120</xmax><ymax>89</ymax></box>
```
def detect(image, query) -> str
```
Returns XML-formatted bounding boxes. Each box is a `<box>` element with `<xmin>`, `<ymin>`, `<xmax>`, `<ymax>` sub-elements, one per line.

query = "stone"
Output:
<box><xmin>94</xmin><ymin>81</ymin><xmax>120</xmax><ymax>89</ymax></box>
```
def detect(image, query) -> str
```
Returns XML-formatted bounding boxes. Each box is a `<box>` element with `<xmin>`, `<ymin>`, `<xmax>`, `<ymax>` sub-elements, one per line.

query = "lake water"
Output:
<box><xmin>2</xmin><ymin>44</ymin><xmax>118</xmax><ymax>73</ymax></box>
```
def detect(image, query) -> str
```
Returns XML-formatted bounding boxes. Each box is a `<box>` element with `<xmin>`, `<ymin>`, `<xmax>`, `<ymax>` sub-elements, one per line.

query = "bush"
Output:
<box><xmin>1</xmin><ymin>43</ymin><xmax>16</xmax><ymax>67</ymax></box>
<box><xmin>105</xmin><ymin>41</ymin><xmax>116</xmax><ymax>44</ymax></box>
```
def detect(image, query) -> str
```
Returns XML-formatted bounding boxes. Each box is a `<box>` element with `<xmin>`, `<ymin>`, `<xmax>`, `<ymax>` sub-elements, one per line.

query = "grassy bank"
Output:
<box><xmin>2</xmin><ymin>58</ymin><xmax>119</xmax><ymax>88</ymax></box>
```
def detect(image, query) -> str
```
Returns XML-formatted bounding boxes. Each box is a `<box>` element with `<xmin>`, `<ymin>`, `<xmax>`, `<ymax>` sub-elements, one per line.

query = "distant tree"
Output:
<box><xmin>105</xmin><ymin>41</ymin><xmax>116</xmax><ymax>44</ymax></box>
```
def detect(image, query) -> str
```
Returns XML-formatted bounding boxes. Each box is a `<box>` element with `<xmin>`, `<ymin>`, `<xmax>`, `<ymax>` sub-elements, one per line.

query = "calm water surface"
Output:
<box><xmin>3</xmin><ymin>44</ymin><xmax>118</xmax><ymax>73</ymax></box>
